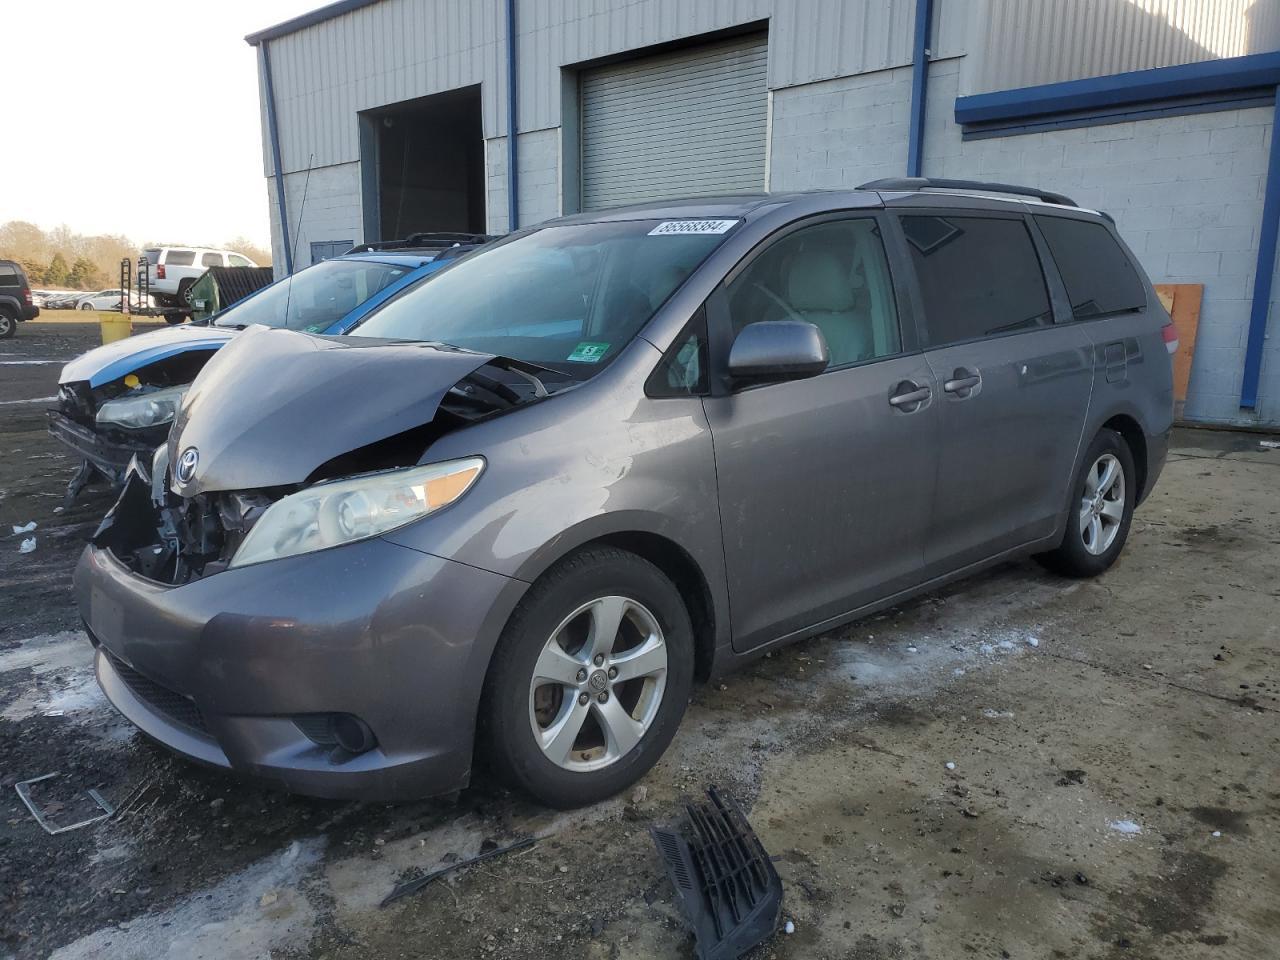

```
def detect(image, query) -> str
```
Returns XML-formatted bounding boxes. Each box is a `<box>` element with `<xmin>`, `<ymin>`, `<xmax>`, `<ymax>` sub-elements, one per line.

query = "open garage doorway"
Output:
<box><xmin>360</xmin><ymin>85</ymin><xmax>485</xmax><ymax>242</ymax></box>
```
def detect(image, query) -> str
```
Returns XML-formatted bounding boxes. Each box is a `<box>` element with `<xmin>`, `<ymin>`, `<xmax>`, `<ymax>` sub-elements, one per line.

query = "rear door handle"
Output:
<box><xmin>888</xmin><ymin>381</ymin><xmax>931</xmax><ymax>411</ymax></box>
<box><xmin>942</xmin><ymin>367</ymin><xmax>982</xmax><ymax>398</ymax></box>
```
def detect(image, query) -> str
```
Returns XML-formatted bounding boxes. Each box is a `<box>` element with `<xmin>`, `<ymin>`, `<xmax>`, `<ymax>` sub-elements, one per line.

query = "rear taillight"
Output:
<box><xmin>1162</xmin><ymin>322</ymin><xmax>1179</xmax><ymax>355</ymax></box>
<box><xmin>20</xmin><ymin>288</ymin><xmax>31</xmax><ymax>304</ymax></box>
<box><xmin>156</xmin><ymin>264</ymin><xmax>166</xmax><ymax>279</ymax></box>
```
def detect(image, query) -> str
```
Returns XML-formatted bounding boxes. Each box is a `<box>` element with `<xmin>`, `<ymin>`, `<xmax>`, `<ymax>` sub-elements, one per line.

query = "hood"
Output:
<box><xmin>167</xmin><ymin>327</ymin><xmax>495</xmax><ymax>496</ymax></box>
<box><xmin>60</xmin><ymin>324</ymin><xmax>237</xmax><ymax>388</ymax></box>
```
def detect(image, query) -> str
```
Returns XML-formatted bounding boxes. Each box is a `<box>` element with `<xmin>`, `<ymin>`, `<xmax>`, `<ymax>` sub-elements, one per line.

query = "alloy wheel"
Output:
<box><xmin>0</xmin><ymin>314</ymin><xmax>12</xmax><ymax>337</ymax></box>
<box><xmin>528</xmin><ymin>595</ymin><xmax>668</xmax><ymax>772</ymax></box>
<box><xmin>1079</xmin><ymin>453</ymin><xmax>1125</xmax><ymax>555</ymax></box>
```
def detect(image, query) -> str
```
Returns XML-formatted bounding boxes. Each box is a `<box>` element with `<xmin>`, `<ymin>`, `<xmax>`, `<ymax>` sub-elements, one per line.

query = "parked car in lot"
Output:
<box><xmin>76</xmin><ymin>289</ymin><xmax>157</xmax><ymax>311</ymax></box>
<box><xmin>50</xmin><ymin>234</ymin><xmax>491</xmax><ymax>498</ymax></box>
<box><xmin>75</xmin><ymin>181</ymin><xmax>1174</xmax><ymax>807</ymax></box>
<box><xmin>0</xmin><ymin>260</ymin><xmax>39</xmax><ymax>338</ymax></box>
<box><xmin>141</xmin><ymin>246</ymin><xmax>260</xmax><ymax>311</ymax></box>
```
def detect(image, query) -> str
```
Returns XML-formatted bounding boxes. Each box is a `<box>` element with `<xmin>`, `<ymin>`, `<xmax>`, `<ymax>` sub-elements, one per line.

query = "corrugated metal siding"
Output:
<box><xmin>971</xmin><ymin>0</ymin><xmax>1278</xmax><ymax>94</ymax></box>
<box><xmin>580</xmin><ymin>34</ymin><xmax>768</xmax><ymax>208</ymax></box>
<box><xmin>260</xmin><ymin>0</ymin><xmax>963</xmax><ymax>175</ymax></box>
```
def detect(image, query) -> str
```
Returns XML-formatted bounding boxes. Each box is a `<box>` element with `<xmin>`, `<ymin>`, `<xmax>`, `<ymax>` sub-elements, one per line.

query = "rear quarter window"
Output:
<box><xmin>1035</xmin><ymin>216</ymin><xmax>1146</xmax><ymax>320</ymax></box>
<box><xmin>0</xmin><ymin>265</ymin><xmax>18</xmax><ymax>287</ymax></box>
<box><xmin>165</xmin><ymin>250</ymin><xmax>196</xmax><ymax>267</ymax></box>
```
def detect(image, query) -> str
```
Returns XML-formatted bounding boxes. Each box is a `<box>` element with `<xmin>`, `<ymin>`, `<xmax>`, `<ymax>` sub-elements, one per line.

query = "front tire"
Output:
<box><xmin>1037</xmin><ymin>428</ymin><xmax>1136</xmax><ymax>578</ymax></box>
<box><xmin>79</xmin><ymin>301</ymin><xmax>93</xmax><ymax>311</ymax></box>
<box><xmin>481</xmin><ymin>547</ymin><xmax>694</xmax><ymax>808</ymax></box>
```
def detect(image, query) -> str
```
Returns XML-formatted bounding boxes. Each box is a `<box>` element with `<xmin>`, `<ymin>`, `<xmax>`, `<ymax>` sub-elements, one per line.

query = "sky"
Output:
<box><xmin>4</xmin><ymin>0</ymin><xmax>322</xmax><ymax>249</ymax></box>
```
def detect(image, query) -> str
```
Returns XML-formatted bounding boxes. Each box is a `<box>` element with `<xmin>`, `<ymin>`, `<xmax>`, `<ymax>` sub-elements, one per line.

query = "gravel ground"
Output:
<box><xmin>1</xmin><ymin>321</ymin><xmax>1277</xmax><ymax>960</ymax></box>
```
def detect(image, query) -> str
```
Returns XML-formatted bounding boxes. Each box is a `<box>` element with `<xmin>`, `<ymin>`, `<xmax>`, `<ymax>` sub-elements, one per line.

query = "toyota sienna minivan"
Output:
<box><xmin>76</xmin><ymin>179</ymin><xmax>1174</xmax><ymax>807</ymax></box>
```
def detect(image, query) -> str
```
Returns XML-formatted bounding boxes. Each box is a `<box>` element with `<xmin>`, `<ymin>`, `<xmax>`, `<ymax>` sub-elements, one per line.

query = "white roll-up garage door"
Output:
<box><xmin>580</xmin><ymin>33</ymin><xmax>768</xmax><ymax>210</ymax></box>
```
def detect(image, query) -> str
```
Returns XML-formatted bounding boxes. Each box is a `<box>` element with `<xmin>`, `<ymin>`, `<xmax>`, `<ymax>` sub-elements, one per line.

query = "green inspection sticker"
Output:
<box><xmin>566</xmin><ymin>341</ymin><xmax>610</xmax><ymax>363</ymax></box>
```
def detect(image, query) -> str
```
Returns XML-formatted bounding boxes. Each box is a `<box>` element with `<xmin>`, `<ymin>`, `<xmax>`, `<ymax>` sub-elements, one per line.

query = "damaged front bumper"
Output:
<box><xmin>47</xmin><ymin>410</ymin><xmax>163</xmax><ymax>487</ymax></box>
<box><xmin>75</xmin><ymin>464</ymin><xmax>526</xmax><ymax>802</ymax></box>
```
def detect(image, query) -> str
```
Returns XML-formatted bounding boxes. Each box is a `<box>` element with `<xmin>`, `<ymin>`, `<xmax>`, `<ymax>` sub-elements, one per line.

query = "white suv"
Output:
<box><xmin>141</xmin><ymin>247</ymin><xmax>259</xmax><ymax>310</ymax></box>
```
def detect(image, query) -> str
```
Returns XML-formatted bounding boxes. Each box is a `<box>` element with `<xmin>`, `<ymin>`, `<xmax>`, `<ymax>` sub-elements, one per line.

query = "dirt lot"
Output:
<box><xmin>1</xmin><ymin>321</ymin><xmax>1277</xmax><ymax>960</ymax></box>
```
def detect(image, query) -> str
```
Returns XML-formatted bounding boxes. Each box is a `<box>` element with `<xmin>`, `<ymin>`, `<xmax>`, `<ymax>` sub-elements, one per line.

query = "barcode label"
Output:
<box><xmin>648</xmin><ymin>219</ymin><xmax>738</xmax><ymax>236</ymax></box>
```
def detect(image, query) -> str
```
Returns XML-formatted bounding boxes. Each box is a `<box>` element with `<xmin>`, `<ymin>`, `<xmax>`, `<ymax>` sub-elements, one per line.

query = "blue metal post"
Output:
<box><xmin>1240</xmin><ymin>91</ymin><xmax>1280</xmax><ymax>409</ymax></box>
<box><xmin>261</xmin><ymin>42</ymin><xmax>294</xmax><ymax>275</ymax></box>
<box><xmin>505</xmin><ymin>0</ymin><xmax>519</xmax><ymax>231</ymax></box>
<box><xmin>907</xmin><ymin>0</ymin><xmax>934</xmax><ymax>177</ymax></box>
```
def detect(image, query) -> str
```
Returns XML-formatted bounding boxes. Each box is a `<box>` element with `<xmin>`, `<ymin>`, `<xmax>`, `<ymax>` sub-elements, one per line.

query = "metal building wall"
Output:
<box><xmin>970</xmin><ymin>0</ymin><xmax>1280</xmax><ymax>95</ymax></box>
<box><xmin>260</xmin><ymin>0</ymin><xmax>966</xmax><ymax>176</ymax></box>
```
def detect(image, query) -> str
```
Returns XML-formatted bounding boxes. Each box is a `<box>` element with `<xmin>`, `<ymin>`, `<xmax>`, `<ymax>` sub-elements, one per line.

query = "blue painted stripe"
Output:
<box><xmin>505</xmin><ymin>0</ymin><xmax>520</xmax><ymax>230</ymax></box>
<box><xmin>956</xmin><ymin>51</ymin><xmax>1280</xmax><ymax>125</ymax></box>
<box><xmin>906</xmin><ymin>0</ymin><xmax>934</xmax><ymax>177</ymax></box>
<box><xmin>246</xmin><ymin>0</ymin><xmax>382</xmax><ymax>45</ymax></box>
<box><xmin>261</xmin><ymin>42</ymin><xmax>294</xmax><ymax>275</ymax></box>
<box><xmin>1240</xmin><ymin>93</ymin><xmax>1280</xmax><ymax>410</ymax></box>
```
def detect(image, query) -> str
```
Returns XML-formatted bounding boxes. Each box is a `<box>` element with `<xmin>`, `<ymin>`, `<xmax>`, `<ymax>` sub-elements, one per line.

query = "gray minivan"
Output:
<box><xmin>76</xmin><ymin>180</ymin><xmax>1174</xmax><ymax>807</ymax></box>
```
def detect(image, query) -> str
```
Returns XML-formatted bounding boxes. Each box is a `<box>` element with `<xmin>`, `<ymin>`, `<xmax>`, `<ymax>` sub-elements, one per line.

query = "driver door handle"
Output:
<box><xmin>944</xmin><ymin>375</ymin><xmax>981</xmax><ymax>393</ymax></box>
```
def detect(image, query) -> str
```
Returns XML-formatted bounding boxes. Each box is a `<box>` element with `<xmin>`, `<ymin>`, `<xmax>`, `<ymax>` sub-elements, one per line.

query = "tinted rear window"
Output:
<box><xmin>1036</xmin><ymin>216</ymin><xmax>1146</xmax><ymax>320</ymax></box>
<box><xmin>900</xmin><ymin>215</ymin><xmax>1052</xmax><ymax>347</ymax></box>
<box><xmin>165</xmin><ymin>249</ymin><xmax>196</xmax><ymax>266</ymax></box>
<box><xmin>0</xmin><ymin>265</ymin><xmax>18</xmax><ymax>287</ymax></box>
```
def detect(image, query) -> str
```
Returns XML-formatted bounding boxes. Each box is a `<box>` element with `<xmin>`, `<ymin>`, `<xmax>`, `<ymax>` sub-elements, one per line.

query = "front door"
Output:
<box><xmin>895</xmin><ymin>212</ymin><xmax>1094</xmax><ymax>572</ymax></box>
<box><xmin>702</xmin><ymin>215</ymin><xmax>940</xmax><ymax>652</ymax></box>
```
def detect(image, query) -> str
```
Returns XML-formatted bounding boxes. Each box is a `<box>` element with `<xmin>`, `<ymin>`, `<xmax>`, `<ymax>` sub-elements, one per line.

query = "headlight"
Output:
<box><xmin>96</xmin><ymin>384</ymin><xmax>189</xmax><ymax>429</ymax></box>
<box><xmin>229</xmin><ymin>457</ymin><xmax>485</xmax><ymax>568</ymax></box>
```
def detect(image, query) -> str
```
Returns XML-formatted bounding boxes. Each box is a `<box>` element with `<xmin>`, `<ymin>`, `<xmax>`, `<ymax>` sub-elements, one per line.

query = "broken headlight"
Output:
<box><xmin>229</xmin><ymin>457</ymin><xmax>485</xmax><ymax>568</ymax></box>
<box><xmin>96</xmin><ymin>384</ymin><xmax>190</xmax><ymax>429</ymax></box>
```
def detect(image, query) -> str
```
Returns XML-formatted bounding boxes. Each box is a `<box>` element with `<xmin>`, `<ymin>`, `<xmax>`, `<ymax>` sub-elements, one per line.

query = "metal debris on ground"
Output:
<box><xmin>15</xmin><ymin>773</ymin><xmax>116</xmax><ymax>835</ymax></box>
<box><xmin>380</xmin><ymin>836</ymin><xmax>537</xmax><ymax>908</ymax></box>
<box><xmin>651</xmin><ymin>786</ymin><xmax>783</xmax><ymax>960</ymax></box>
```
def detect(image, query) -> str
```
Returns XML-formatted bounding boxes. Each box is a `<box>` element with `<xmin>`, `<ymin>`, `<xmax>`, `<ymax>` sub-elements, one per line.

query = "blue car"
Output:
<box><xmin>49</xmin><ymin>234</ymin><xmax>493</xmax><ymax>499</ymax></box>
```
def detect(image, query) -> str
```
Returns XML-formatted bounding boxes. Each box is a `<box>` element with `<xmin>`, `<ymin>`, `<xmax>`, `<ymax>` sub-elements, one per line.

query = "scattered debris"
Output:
<box><xmin>1056</xmin><ymin>769</ymin><xmax>1087</xmax><ymax>786</ymax></box>
<box><xmin>1108</xmin><ymin>819</ymin><xmax>1142</xmax><ymax>835</ymax></box>
<box><xmin>652</xmin><ymin>787</ymin><xmax>783</xmax><ymax>960</ymax></box>
<box><xmin>945</xmin><ymin>761</ymin><xmax>957</xmax><ymax>771</ymax></box>
<box><xmin>784</xmin><ymin>920</ymin><xmax>795</xmax><ymax>935</ymax></box>
<box><xmin>12</xmin><ymin>520</ymin><xmax>37</xmax><ymax>534</ymax></box>
<box><xmin>15</xmin><ymin>772</ymin><xmax>116</xmax><ymax>835</ymax></box>
<box><xmin>380</xmin><ymin>836</ymin><xmax>536</xmax><ymax>908</ymax></box>
<box><xmin>1026</xmin><ymin>636</ymin><xmax>1040</xmax><ymax>647</ymax></box>
<box><xmin>1212</xmin><ymin>831</ymin><xmax>1222</xmax><ymax>838</ymax></box>
<box><xmin>19</xmin><ymin>537</ymin><xmax>36</xmax><ymax>554</ymax></box>
<box><xmin>906</xmin><ymin>645</ymin><xmax>918</xmax><ymax>653</ymax></box>
<box><xmin>1258</xmin><ymin>439</ymin><xmax>1280</xmax><ymax>449</ymax></box>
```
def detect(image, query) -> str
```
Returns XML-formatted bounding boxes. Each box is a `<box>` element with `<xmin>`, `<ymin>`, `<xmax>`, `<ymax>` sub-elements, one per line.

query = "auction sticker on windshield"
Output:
<box><xmin>648</xmin><ymin>220</ymin><xmax>738</xmax><ymax>236</ymax></box>
<box><xmin>567</xmin><ymin>342</ymin><xmax>610</xmax><ymax>363</ymax></box>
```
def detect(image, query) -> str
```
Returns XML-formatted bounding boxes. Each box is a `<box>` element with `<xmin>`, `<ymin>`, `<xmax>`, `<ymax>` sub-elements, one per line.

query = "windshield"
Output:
<box><xmin>347</xmin><ymin>219</ymin><xmax>734</xmax><ymax>371</ymax></box>
<box><xmin>214</xmin><ymin>259</ymin><xmax>411</xmax><ymax>331</ymax></box>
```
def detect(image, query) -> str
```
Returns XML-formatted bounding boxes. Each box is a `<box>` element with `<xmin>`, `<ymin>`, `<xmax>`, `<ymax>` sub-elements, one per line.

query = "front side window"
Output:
<box><xmin>901</xmin><ymin>215</ymin><xmax>1051</xmax><ymax>347</ymax></box>
<box><xmin>165</xmin><ymin>250</ymin><xmax>196</xmax><ymax>267</ymax></box>
<box><xmin>1035</xmin><ymin>216</ymin><xmax>1145</xmax><ymax>320</ymax></box>
<box><xmin>725</xmin><ymin>218</ymin><xmax>902</xmax><ymax>368</ymax></box>
<box><xmin>213</xmin><ymin>259</ymin><xmax>410</xmax><ymax>331</ymax></box>
<box><xmin>349</xmin><ymin>220</ymin><xmax>732</xmax><ymax>377</ymax></box>
<box><xmin>228</xmin><ymin>254</ymin><xmax>254</xmax><ymax>268</ymax></box>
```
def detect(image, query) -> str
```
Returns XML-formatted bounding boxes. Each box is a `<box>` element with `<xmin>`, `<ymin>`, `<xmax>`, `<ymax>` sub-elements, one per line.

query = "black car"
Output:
<box><xmin>0</xmin><ymin>260</ymin><xmax>39</xmax><ymax>338</ymax></box>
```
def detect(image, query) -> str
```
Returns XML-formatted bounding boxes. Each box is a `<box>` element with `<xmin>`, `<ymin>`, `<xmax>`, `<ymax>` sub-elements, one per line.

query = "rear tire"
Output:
<box><xmin>481</xmin><ymin>547</ymin><xmax>694</xmax><ymax>808</ymax></box>
<box><xmin>1036</xmin><ymin>428</ymin><xmax>1136</xmax><ymax>578</ymax></box>
<box><xmin>0</xmin><ymin>308</ymin><xmax>15</xmax><ymax>339</ymax></box>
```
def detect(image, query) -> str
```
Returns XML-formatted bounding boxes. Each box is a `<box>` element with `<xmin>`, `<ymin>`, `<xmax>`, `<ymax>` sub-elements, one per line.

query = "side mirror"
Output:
<box><xmin>727</xmin><ymin>321</ymin><xmax>829</xmax><ymax>385</ymax></box>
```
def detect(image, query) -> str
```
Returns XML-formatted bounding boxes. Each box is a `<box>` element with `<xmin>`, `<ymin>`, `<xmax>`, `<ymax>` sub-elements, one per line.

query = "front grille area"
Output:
<box><xmin>102</xmin><ymin>648</ymin><xmax>209</xmax><ymax>735</ymax></box>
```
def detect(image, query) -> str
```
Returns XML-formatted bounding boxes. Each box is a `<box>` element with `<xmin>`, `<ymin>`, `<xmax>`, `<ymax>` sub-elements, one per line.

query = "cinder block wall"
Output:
<box><xmin>267</xmin><ymin>162</ymin><xmax>364</xmax><ymax>277</ymax></box>
<box><xmin>485</xmin><ymin>129</ymin><xmax>562</xmax><ymax>233</ymax></box>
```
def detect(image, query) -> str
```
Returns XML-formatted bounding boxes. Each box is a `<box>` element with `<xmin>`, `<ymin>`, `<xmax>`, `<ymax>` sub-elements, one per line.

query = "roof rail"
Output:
<box><xmin>858</xmin><ymin>177</ymin><xmax>1077</xmax><ymax>208</ymax></box>
<box><xmin>345</xmin><ymin>232</ymin><xmax>498</xmax><ymax>255</ymax></box>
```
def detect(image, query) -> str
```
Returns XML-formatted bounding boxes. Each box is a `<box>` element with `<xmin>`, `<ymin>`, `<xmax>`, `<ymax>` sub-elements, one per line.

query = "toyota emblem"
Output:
<box><xmin>176</xmin><ymin>447</ymin><xmax>200</xmax><ymax>485</ymax></box>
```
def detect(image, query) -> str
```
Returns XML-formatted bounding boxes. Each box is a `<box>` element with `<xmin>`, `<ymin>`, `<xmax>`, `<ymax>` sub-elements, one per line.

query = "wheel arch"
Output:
<box><xmin>511</xmin><ymin>517</ymin><xmax>726</xmax><ymax>684</ymax></box>
<box><xmin>1099</xmin><ymin>412</ymin><xmax>1149</xmax><ymax>502</ymax></box>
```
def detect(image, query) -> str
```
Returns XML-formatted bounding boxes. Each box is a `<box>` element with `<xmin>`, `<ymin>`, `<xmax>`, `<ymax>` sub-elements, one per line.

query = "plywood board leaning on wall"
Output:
<box><xmin>1154</xmin><ymin>284</ymin><xmax>1202</xmax><ymax>422</ymax></box>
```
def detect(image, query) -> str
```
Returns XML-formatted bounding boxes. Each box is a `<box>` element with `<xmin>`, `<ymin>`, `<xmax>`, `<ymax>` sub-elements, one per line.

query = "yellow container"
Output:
<box><xmin>99</xmin><ymin>313</ymin><xmax>132</xmax><ymax>344</ymax></box>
